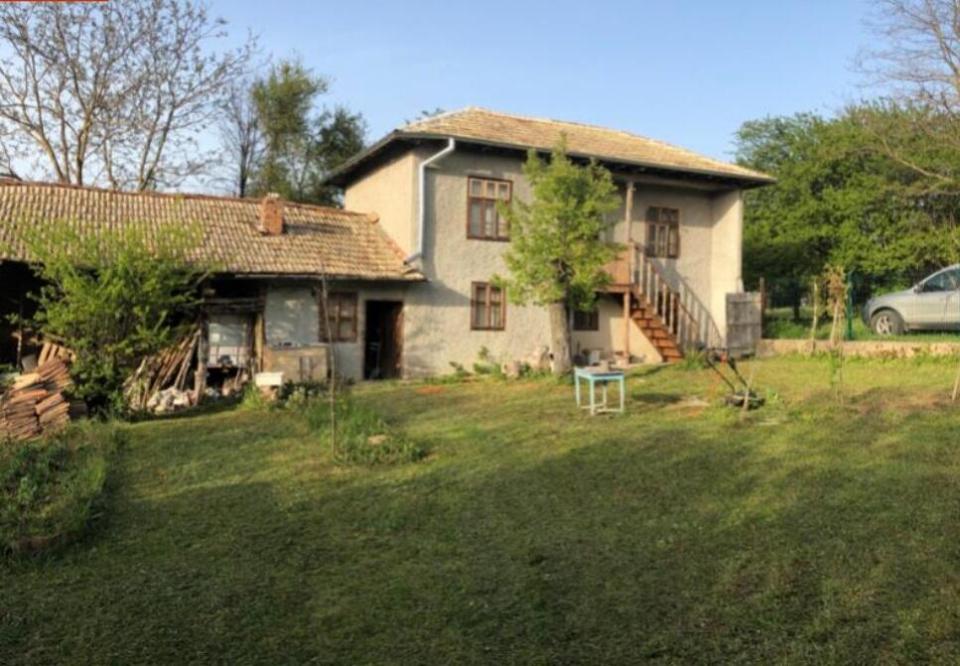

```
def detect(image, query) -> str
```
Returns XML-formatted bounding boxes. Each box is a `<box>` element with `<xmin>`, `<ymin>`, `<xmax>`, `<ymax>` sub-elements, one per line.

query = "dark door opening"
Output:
<box><xmin>364</xmin><ymin>300</ymin><xmax>403</xmax><ymax>379</ymax></box>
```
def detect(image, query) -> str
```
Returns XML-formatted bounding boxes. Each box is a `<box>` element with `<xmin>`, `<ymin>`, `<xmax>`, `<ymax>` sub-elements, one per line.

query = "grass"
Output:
<box><xmin>6</xmin><ymin>358</ymin><xmax>960</xmax><ymax>662</ymax></box>
<box><xmin>1</xmin><ymin>422</ymin><xmax>124</xmax><ymax>555</ymax></box>
<box><xmin>765</xmin><ymin>306</ymin><xmax>960</xmax><ymax>342</ymax></box>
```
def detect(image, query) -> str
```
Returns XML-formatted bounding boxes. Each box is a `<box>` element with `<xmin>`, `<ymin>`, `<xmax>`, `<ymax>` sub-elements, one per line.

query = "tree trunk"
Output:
<box><xmin>547</xmin><ymin>301</ymin><xmax>572</xmax><ymax>374</ymax></box>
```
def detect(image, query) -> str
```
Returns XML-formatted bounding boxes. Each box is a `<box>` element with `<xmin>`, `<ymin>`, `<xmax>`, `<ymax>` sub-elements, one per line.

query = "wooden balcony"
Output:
<box><xmin>601</xmin><ymin>243</ymin><xmax>636</xmax><ymax>292</ymax></box>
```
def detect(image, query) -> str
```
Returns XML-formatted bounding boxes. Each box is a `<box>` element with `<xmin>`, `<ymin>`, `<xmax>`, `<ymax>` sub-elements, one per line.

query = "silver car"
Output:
<box><xmin>863</xmin><ymin>264</ymin><xmax>960</xmax><ymax>335</ymax></box>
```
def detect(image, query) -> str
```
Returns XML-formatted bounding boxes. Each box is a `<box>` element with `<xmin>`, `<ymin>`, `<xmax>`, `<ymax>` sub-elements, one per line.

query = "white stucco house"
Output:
<box><xmin>328</xmin><ymin>107</ymin><xmax>773</xmax><ymax>375</ymax></box>
<box><xmin>0</xmin><ymin>108</ymin><xmax>773</xmax><ymax>382</ymax></box>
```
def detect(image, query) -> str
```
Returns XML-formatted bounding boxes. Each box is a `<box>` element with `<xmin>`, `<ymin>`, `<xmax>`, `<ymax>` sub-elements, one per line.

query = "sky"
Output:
<box><xmin>213</xmin><ymin>0</ymin><xmax>875</xmax><ymax>163</ymax></box>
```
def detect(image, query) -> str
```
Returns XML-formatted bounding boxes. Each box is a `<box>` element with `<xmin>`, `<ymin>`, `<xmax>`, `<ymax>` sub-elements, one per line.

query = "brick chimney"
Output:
<box><xmin>259</xmin><ymin>193</ymin><xmax>284</xmax><ymax>235</ymax></box>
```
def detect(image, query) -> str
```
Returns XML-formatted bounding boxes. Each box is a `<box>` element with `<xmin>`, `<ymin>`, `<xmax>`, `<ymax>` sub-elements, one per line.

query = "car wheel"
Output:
<box><xmin>871</xmin><ymin>309</ymin><xmax>904</xmax><ymax>336</ymax></box>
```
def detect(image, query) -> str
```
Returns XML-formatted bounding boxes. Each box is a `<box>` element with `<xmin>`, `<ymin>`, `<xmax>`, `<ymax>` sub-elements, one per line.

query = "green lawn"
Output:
<box><xmin>7</xmin><ymin>357</ymin><xmax>960</xmax><ymax>663</ymax></box>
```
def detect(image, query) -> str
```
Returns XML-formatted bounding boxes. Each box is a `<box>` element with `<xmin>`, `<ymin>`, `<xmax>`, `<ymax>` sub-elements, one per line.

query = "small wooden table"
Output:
<box><xmin>574</xmin><ymin>367</ymin><xmax>626</xmax><ymax>415</ymax></box>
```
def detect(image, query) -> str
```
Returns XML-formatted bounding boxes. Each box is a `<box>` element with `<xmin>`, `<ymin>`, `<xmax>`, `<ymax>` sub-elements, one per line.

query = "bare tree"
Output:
<box><xmin>857</xmin><ymin>0</ymin><xmax>960</xmax><ymax>187</ymax></box>
<box><xmin>218</xmin><ymin>79</ymin><xmax>263</xmax><ymax>197</ymax></box>
<box><xmin>860</xmin><ymin>0</ymin><xmax>960</xmax><ymax>101</ymax></box>
<box><xmin>0</xmin><ymin>0</ymin><xmax>252</xmax><ymax>190</ymax></box>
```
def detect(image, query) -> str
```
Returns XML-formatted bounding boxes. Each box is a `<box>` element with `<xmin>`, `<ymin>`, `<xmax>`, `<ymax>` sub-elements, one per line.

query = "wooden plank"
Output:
<box><xmin>726</xmin><ymin>292</ymin><xmax>762</xmax><ymax>358</ymax></box>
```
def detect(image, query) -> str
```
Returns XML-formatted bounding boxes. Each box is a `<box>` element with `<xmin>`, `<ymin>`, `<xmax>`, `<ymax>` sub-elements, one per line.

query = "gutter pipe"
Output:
<box><xmin>406</xmin><ymin>138</ymin><xmax>456</xmax><ymax>264</ymax></box>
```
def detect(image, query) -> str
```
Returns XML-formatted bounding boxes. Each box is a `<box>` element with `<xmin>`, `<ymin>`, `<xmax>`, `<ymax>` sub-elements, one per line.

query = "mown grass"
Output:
<box><xmin>765</xmin><ymin>306</ymin><xmax>960</xmax><ymax>342</ymax></box>
<box><xmin>1</xmin><ymin>422</ymin><xmax>125</xmax><ymax>555</ymax></box>
<box><xmin>6</xmin><ymin>357</ymin><xmax>960</xmax><ymax>662</ymax></box>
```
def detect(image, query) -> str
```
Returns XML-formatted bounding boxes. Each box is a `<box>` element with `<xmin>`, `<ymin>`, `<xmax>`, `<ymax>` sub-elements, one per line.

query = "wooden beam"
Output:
<box><xmin>624</xmin><ymin>179</ymin><xmax>635</xmax><ymax>242</ymax></box>
<box><xmin>623</xmin><ymin>292</ymin><xmax>631</xmax><ymax>361</ymax></box>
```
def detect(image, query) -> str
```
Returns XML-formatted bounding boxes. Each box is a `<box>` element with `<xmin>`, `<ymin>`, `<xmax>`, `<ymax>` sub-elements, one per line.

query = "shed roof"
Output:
<box><xmin>0</xmin><ymin>181</ymin><xmax>421</xmax><ymax>281</ymax></box>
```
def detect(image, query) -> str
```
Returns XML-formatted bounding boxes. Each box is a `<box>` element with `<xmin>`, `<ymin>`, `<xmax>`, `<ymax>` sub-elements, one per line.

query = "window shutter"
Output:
<box><xmin>645</xmin><ymin>207</ymin><xmax>658</xmax><ymax>257</ymax></box>
<box><xmin>668</xmin><ymin>223</ymin><xmax>680</xmax><ymax>259</ymax></box>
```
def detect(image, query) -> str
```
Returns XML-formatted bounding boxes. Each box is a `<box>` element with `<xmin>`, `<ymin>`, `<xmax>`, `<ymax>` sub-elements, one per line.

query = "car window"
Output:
<box><xmin>923</xmin><ymin>269</ymin><xmax>960</xmax><ymax>292</ymax></box>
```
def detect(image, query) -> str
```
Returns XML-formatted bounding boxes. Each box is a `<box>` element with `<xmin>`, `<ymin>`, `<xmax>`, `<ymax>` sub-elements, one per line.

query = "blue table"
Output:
<box><xmin>574</xmin><ymin>367</ymin><xmax>626</xmax><ymax>415</ymax></box>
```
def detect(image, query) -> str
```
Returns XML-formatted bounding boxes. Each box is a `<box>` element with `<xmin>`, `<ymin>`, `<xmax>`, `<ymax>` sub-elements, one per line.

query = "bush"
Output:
<box><xmin>277</xmin><ymin>380</ymin><xmax>327</xmax><ymax>409</ymax></box>
<box><xmin>305</xmin><ymin>397</ymin><xmax>426</xmax><ymax>466</ymax></box>
<box><xmin>471</xmin><ymin>346</ymin><xmax>503</xmax><ymax>377</ymax></box>
<box><xmin>10</xmin><ymin>220</ymin><xmax>205</xmax><ymax>413</ymax></box>
<box><xmin>677</xmin><ymin>350</ymin><xmax>709</xmax><ymax>371</ymax></box>
<box><xmin>0</xmin><ymin>422</ymin><xmax>126</xmax><ymax>555</ymax></box>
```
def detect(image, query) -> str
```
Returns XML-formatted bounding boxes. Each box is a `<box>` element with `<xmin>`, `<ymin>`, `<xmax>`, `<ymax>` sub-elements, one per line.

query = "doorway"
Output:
<box><xmin>364</xmin><ymin>300</ymin><xmax>403</xmax><ymax>379</ymax></box>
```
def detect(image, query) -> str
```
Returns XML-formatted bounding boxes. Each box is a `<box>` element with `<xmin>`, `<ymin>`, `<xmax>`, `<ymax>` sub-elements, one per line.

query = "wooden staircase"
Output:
<box><xmin>629</xmin><ymin>296</ymin><xmax>684</xmax><ymax>362</ymax></box>
<box><xmin>605</xmin><ymin>244</ymin><xmax>721</xmax><ymax>364</ymax></box>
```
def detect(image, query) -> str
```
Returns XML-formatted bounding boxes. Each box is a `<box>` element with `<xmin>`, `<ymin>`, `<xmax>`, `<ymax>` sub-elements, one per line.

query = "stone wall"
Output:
<box><xmin>758</xmin><ymin>339</ymin><xmax>960</xmax><ymax>358</ymax></box>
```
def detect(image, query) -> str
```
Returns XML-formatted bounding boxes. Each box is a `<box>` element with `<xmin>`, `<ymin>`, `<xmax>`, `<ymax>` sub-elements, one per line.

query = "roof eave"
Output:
<box><xmin>221</xmin><ymin>270</ymin><xmax>426</xmax><ymax>282</ymax></box>
<box><xmin>326</xmin><ymin>130</ymin><xmax>775</xmax><ymax>188</ymax></box>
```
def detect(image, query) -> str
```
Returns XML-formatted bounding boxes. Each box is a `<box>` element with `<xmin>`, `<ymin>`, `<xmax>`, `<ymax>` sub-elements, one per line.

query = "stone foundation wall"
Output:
<box><xmin>758</xmin><ymin>339</ymin><xmax>960</xmax><ymax>359</ymax></box>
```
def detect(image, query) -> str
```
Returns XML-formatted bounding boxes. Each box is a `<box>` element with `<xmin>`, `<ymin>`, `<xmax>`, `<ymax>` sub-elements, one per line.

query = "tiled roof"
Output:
<box><xmin>0</xmin><ymin>181</ymin><xmax>422</xmax><ymax>281</ymax></box>
<box><xmin>330</xmin><ymin>107</ymin><xmax>774</xmax><ymax>186</ymax></box>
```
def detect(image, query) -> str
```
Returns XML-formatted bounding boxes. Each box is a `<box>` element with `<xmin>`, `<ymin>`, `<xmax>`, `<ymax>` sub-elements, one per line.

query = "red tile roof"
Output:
<box><xmin>0</xmin><ymin>181</ymin><xmax>422</xmax><ymax>281</ymax></box>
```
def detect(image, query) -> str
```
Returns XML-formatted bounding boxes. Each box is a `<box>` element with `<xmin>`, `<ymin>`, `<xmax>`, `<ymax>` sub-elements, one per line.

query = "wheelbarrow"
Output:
<box><xmin>704</xmin><ymin>349</ymin><xmax>765</xmax><ymax>410</ymax></box>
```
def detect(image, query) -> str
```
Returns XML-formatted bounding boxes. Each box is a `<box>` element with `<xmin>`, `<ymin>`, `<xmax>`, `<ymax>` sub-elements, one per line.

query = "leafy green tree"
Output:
<box><xmin>497</xmin><ymin>139</ymin><xmax>620</xmax><ymax>373</ymax></box>
<box><xmin>736</xmin><ymin>109</ymin><xmax>960</xmax><ymax>316</ymax></box>
<box><xmin>250</xmin><ymin>60</ymin><xmax>365</xmax><ymax>205</ymax></box>
<box><xmin>11</xmin><ymin>221</ymin><xmax>205</xmax><ymax>412</ymax></box>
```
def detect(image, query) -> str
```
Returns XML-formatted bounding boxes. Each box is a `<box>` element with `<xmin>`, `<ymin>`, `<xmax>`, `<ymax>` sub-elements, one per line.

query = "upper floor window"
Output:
<box><xmin>471</xmin><ymin>282</ymin><xmax>505</xmax><ymax>330</ymax></box>
<box><xmin>646</xmin><ymin>207</ymin><xmax>680</xmax><ymax>259</ymax></box>
<box><xmin>319</xmin><ymin>292</ymin><xmax>358</xmax><ymax>342</ymax></box>
<box><xmin>467</xmin><ymin>176</ymin><xmax>511</xmax><ymax>241</ymax></box>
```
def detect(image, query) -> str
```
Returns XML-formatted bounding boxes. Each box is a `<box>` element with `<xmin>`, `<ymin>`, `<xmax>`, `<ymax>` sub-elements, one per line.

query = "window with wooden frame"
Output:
<box><xmin>467</xmin><ymin>176</ymin><xmax>512</xmax><ymax>240</ymax></box>
<box><xmin>319</xmin><ymin>292</ymin><xmax>358</xmax><ymax>342</ymax></box>
<box><xmin>470</xmin><ymin>282</ymin><xmax>506</xmax><ymax>330</ymax></box>
<box><xmin>572</xmin><ymin>306</ymin><xmax>599</xmax><ymax>331</ymax></box>
<box><xmin>645</xmin><ymin>207</ymin><xmax>680</xmax><ymax>259</ymax></box>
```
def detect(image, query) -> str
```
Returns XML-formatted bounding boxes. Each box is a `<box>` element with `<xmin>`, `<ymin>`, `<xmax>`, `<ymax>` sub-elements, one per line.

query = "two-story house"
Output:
<box><xmin>328</xmin><ymin>107</ymin><xmax>773</xmax><ymax>376</ymax></box>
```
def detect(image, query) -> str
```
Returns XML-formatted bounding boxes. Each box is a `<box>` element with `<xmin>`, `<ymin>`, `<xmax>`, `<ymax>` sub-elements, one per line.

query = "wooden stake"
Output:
<box><xmin>952</xmin><ymin>356</ymin><xmax>960</xmax><ymax>402</ymax></box>
<box><xmin>319</xmin><ymin>274</ymin><xmax>338</xmax><ymax>456</ymax></box>
<box><xmin>808</xmin><ymin>280</ymin><xmax>819</xmax><ymax>355</ymax></box>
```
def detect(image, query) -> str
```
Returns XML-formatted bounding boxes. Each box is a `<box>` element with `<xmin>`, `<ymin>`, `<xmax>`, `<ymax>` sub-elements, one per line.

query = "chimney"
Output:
<box><xmin>259</xmin><ymin>193</ymin><xmax>284</xmax><ymax>235</ymax></box>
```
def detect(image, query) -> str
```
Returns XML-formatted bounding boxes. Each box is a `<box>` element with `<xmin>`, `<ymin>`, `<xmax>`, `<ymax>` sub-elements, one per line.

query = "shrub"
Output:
<box><xmin>277</xmin><ymin>380</ymin><xmax>327</xmax><ymax>409</ymax></box>
<box><xmin>0</xmin><ymin>422</ymin><xmax>126</xmax><ymax>555</ymax></box>
<box><xmin>472</xmin><ymin>346</ymin><xmax>503</xmax><ymax>377</ymax></box>
<box><xmin>305</xmin><ymin>396</ymin><xmax>426</xmax><ymax>466</ymax></box>
<box><xmin>678</xmin><ymin>350</ymin><xmax>710</xmax><ymax>371</ymax></box>
<box><xmin>8</xmin><ymin>220</ymin><xmax>206</xmax><ymax>413</ymax></box>
<box><xmin>238</xmin><ymin>381</ymin><xmax>276</xmax><ymax>411</ymax></box>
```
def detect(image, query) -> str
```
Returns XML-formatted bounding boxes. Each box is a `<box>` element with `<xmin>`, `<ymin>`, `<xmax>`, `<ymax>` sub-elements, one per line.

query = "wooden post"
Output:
<box><xmin>624</xmin><ymin>180</ymin><xmax>635</xmax><ymax>243</ymax></box>
<box><xmin>623</xmin><ymin>292</ymin><xmax>630</xmax><ymax>362</ymax></box>
<box><xmin>758</xmin><ymin>277</ymin><xmax>767</xmax><ymax>319</ymax></box>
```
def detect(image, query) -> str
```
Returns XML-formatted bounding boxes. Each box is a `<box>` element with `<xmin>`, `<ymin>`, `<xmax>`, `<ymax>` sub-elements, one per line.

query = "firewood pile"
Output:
<box><xmin>0</xmin><ymin>349</ymin><xmax>85</xmax><ymax>442</ymax></box>
<box><xmin>124</xmin><ymin>328</ymin><xmax>202</xmax><ymax>413</ymax></box>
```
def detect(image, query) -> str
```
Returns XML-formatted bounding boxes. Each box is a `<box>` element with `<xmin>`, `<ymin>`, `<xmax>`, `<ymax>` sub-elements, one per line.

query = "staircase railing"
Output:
<box><xmin>629</xmin><ymin>245</ymin><xmax>723</xmax><ymax>353</ymax></box>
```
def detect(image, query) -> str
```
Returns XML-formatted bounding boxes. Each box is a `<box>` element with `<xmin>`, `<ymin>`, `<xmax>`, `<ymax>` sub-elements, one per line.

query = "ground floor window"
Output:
<box><xmin>572</xmin><ymin>306</ymin><xmax>599</xmax><ymax>331</ymax></box>
<box><xmin>319</xmin><ymin>292</ymin><xmax>358</xmax><ymax>342</ymax></box>
<box><xmin>471</xmin><ymin>282</ymin><xmax>505</xmax><ymax>330</ymax></box>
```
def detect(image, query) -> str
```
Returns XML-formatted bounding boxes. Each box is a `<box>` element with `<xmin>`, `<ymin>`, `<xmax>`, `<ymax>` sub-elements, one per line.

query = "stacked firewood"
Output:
<box><xmin>0</xmin><ymin>355</ymin><xmax>85</xmax><ymax>442</ymax></box>
<box><xmin>124</xmin><ymin>328</ymin><xmax>201</xmax><ymax>412</ymax></box>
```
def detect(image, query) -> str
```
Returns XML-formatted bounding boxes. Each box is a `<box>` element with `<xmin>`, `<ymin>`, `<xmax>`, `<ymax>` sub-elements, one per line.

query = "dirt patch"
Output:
<box><xmin>633</xmin><ymin>392</ymin><xmax>683</xmax><ymax>406</ymax></box>
<box><xmin>848</xmin><ymin>386</ymin><xmax>950</xmax><ymax>416</ymax></box>
<box><xmin>415</xmin><ymin>385</ymin><xmax>445</xmax><ymax>396</ymax></box>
